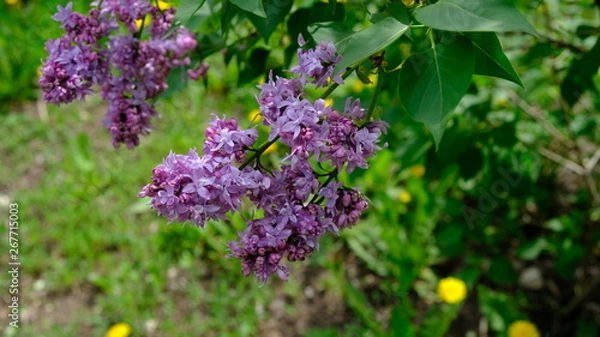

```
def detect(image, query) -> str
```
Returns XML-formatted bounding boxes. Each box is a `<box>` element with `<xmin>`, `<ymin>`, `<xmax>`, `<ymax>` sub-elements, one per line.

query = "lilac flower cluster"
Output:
<box><xmin>140</xmin><ymin>36</ymin><xmax>387</xmax><ymax>283</ymax></box>
<box><xmin>138</xmin><ymin>116</ymin><xmax>263</xmax><ymax>226</ymax></box>
<box><xmin>39</xmin><ymin>1</ymin><xmax>198</xmax><ymax>148</ymax></box>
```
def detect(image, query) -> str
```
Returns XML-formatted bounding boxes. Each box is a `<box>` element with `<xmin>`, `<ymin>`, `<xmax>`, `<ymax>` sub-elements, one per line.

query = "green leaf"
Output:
<box><xmin>173</xmin><ymin>0</ymin><xmax>208</xmax><ymax>29</ymax></box>
<box><xmin>230</xmin><ymin>0</ymin><xmax>266</xmax><ymax>18</ymax></box>
<box><xmin>289</xmin><ymin>3</ymin><xmax>346</xmax><ymax>46</ymax></box>
<box><xmin>398</xmin><ymin>35</ymin><xmax>475</xmax><ymax>146</ymax></box>
<box><xmin>467</xmin><ymin>32</ymin><xmax>523</xmax><ymax>87</ymax></box>
<box><xmin>221</xmin><ymin>0</ymin><xmax>240</xmax><ymax>36</ymax></box>
<box><xmin>415</xmin><ymin>0</ymin><xmax>537</xmax><ymax>35</ymax></box>
<box><xmin>308</xmin><ymin>22</ymin><xmax>353</xmax><ymax>46</ymax></box>
<box><xmin>517</xmin><ymin>238</ymin><xmax>548</xmax><ymax>260</ymax></box>
<box><xmin>247</xmin><ymin>0</ymin><xmax>293</xmax><ymax>41</ymax></box>
<box><xmin>560</xmin><ymin>36</ymin><xmax>600</xmax><ymax>106</ymax></box>
<box><xmin>488</xmin><ymin>256</ymin><xmax>518</xmax><ymax>285</ymax></box>
<box><xmin>333</xmin><ymin>17</ymin><xmax>409</xmax><ymax>73</ymax></box>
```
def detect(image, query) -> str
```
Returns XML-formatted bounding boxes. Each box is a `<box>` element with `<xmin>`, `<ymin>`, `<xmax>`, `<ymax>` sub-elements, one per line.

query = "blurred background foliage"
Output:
<box><xmin>1</xmin><ymin>0</ymin><xmax>599</xmax><ymax>336</ymax></box>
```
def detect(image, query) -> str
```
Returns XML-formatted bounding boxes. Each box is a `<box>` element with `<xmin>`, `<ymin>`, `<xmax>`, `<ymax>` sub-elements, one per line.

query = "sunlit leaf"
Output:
<box><xmin>415</xmin><ymin>0</ymin><xmax>537</xmax><ymax>35</ymax></box>
<box><xmin>230</xmin><ymin>0</ymin><xmax>266</xmax><ymax>18</ymax></box>
<box><xmin>467</xmin><ymin>32</ymin><xmax>523</xmax><ymax>87</ymax></box>
<box><xmin>398</xmin><ymin>35</ymin><xmax>475</xmax><ymax>147</ymax></box>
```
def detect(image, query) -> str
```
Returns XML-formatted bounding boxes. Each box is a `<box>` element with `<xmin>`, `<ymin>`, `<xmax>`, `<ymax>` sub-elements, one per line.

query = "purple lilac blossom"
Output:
<box><xmin>290</xmin><ymin>34</ymin><xmax>344</xmax><ymax>87</ymax></box>
<box><xmin>188</xmin><ymin>62</ymin><xmax>210</xmax><ymax>81</ymax></box>
<box><xmin>139</xmin><ymin>116</ymin><xmax>265</xmax><ymax>227</ymax></box>
<box><xmin>40</xmin><ymin>1</ymin><xmax>197</xmax><ymax>148</ymax></box>
<box><xmin>39</xmin><ymin>38</ymin><xmax>108</xmax><ymax>104</ymax></box>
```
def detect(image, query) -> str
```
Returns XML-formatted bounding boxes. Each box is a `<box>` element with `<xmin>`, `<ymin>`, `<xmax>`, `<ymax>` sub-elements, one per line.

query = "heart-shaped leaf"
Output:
<box><xmin>398</xmin><ymin>35</ymin><xmax>475</xmax><ymax>147</ymax></box>
<box><xmin>415</xmin><ymin>0</ymin><xmax>537</xmax><ymax>35</ymax></box>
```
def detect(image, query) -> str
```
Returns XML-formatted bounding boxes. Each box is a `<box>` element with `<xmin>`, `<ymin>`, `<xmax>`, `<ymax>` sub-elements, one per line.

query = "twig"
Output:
<box><xmin>507</xmin><ymin>91</ymin><xmax>574</xmax><ymax>147</ymax></box>
<box><xmin>538</xmin><ymin>148</ymin><xmax>586</xmax><ymax>175</ymax></box>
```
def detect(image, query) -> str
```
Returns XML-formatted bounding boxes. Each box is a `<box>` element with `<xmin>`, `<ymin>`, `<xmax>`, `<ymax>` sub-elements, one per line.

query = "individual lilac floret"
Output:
<box><xmin>290</xmin><ymin>34</ymin><xmax>344</xmax><ymax>87</ymax></box>
<box><xmin>203</xmin><ymin>115</ymin><xmax>258</xmax><ymax>162</ymax></box>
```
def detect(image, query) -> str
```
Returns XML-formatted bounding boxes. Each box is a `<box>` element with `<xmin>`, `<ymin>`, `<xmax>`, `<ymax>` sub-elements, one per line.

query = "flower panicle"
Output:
<box><xmin>40</xmin><ymin>1</ymin><xmax>200</xmax><ymax>149</ymax></box>
<box><xmin>140</xmin><ymin>35</ymin><xmax>388</xmax><ymax>283</ymax></box>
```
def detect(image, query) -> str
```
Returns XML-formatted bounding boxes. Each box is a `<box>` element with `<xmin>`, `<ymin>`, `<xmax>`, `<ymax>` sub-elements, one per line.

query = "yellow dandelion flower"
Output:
<box><xmin>5</xmin><ymin>0</ymin><xmax>19</xmax><ymax>5</ymax></box>
<box><xmin>105</xmin><ymin>323</ymin><xmax>132</xmax><ymax>337</ymax></box>
<box><xmin>263</xmin><ymin>142</ymin><xmax>278</xmax><ymax>155</ymax></box>
<box><xmin>437</xmin><ymin>277</ymin><xmax>467</xmax><ymax>304</ymax></box>
<box><xmin>248</xmin><ymin>109</ymin><xmax>263</xmax><ymax>123</ymax></box>
<box><xmin>398</xmin><ymin>190</ymin><xmax>412</xmax><ymax>203</ymax></box>
<box><xmin>410</xmin><ymin>164</ymin><xmax>425</xmax><ymax>177</ymax></box>
<box><xmin>508</xmin><ymin>321</ymin><xmax>540</xmax><ymax>337</ymax></box>
<box><xmin>324</xmin><ymin>98</ymin><xmax>334</xmax><ymax>107</ymax></box>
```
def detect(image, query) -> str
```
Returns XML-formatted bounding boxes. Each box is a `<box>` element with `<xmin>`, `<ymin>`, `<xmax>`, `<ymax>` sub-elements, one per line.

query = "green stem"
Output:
<box><xmin>364</xmin><ymin>69</ymin><xmax>383</xmax><ymax>122</ymax></box>
<box><xmin>319</xmin><ymin>67</ymin><xmax>355</xmax><ymax>99</ymax></box>
<box><xmin>309</xmin><ymin>169</ymin><xmax>338</xmax><ymax>204</ymax></box>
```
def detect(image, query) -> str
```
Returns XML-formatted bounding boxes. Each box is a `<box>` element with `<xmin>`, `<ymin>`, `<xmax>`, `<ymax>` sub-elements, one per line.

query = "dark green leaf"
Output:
<box><xmin>467</xmin><ymin>32</ymin><xmax>523</xmax><ymax>87</ymax></box>
<box><xmin>491</xmin><ymin>122</ymin><xmax>518</xmax><ymax>147</ymax></box>
<box><xmin>239</xmin><ymin>48</ymin><xmax>270</xmax><ymax>84</ymax></box>
<box><xmin>415</xmin><ymin>0</ymin><xmax>537</xmax><ymax>35</ymax></box>
<box><xmin>398</xmin><ymin>35</ymin><xmax>475</xmax><ymax>146</ymax></box>
<box><xmin>289</xmin><ymin>3</ymin><xmax>346</xmax><ymax>47</ymax></box>
<box><xmin>173</xmin><ymin>0</ymin><xmax>207</xmax><ymax>29</ymax></box>
<box><xmin>488</xmin><ymin>256</ymin><xmax>518</xmax><ymax>285</ymax></box>
<box><xmin>560</xmin><ymin>36</ymin><xmax>600</xmax><ymax>106</ymax></box>
<box><xmin>230</xmin><ymin>0</ymin><xmax>266</xmax><ymax>18</ymax></box>
<box><xmin>333</xmin><ymin>17</ymin><xmax>409</xmax><ymax>73</ymax></box>
<box><xmin>221</xmin><ymin>0</ymin><xmax>240</xmax><ymax>36</ymax></box>
<box><xmin>556</xmin><ymin>242</ymin><xmax>585</xmax><ymax>279</ymax></box>
<box><xmin>248</xmin><ymin>0</ymin><xmax>293</xmax><ymax>41</ymax></box>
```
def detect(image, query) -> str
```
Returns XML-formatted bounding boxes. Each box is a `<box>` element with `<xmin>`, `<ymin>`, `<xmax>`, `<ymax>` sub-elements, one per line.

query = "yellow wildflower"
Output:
<box><xmin>508</xmin><ymin>320</ymin><xmax>540</xmax><ymax>337</ymax></box>
<box><xmin>410</xmin><ymin>164</ymin><xmax>425</xmax><ymax>177</ymax></box>
<box><xmin>248</xmin><ymin>109</ymin><xmax>262</xmax><ymax>123</ymax></box>
<box><xmin>105</xmin><ymin>323</ymin><xmax>132</xmax><ymax>337</ymax></box>
<box><xmin>436</xmin><ymin>277</ymin><xmax>467</xmax><ymax>304</ymax></box>
<box><xmin>5</xmin><ymin>0</ymin><xmax>19</xmax><ymax>5</ymax></box>
<box><xmin>398</xmin><ymin>190</ymin><xmax>411</xmax><ymax>203</ymax></box>
<box><xmin>324</xmin><ymin>98</ymin><xmax>334</xmax><ymax>107</ymax></box>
